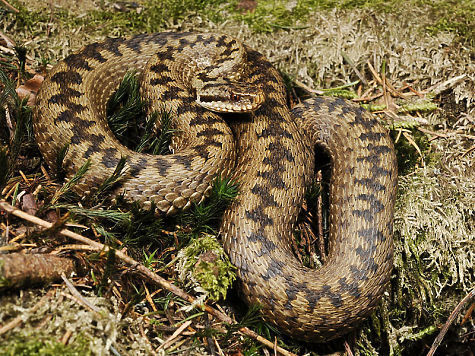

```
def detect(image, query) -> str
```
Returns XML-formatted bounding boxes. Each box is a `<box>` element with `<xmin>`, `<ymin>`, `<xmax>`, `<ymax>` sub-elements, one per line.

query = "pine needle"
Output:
<box><xmin>52</xmin><ymin>204</ymin><xmax>131</xmax><ymax>224</ymax></box>
<box><xmin>50</xmin><ymin>159</ymin><xmax>91</xmax><ymax>205</ymax></box>
<box><xmin>55</xmin><ymin>144</ymin><xmax>69</xmax><ymax>181</ymax></box>
<box><xmin>91</xmin><ymin>156</ymin><xmax>127</xmax><ymax>203</ymax></box>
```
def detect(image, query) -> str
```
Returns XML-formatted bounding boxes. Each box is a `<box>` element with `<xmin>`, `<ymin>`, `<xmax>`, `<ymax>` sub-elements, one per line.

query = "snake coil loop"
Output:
<box><xmin>34</xmin><ymin>32</ymin><xmax>397</xmax><ymax>341</ymax></box>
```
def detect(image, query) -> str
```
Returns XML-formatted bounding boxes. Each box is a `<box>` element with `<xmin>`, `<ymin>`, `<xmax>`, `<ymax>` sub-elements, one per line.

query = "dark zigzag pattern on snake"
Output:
<box><xmin>34</xmin><ymin>32</ymin><xmax>397</xmax><ymax>341</ymax></box>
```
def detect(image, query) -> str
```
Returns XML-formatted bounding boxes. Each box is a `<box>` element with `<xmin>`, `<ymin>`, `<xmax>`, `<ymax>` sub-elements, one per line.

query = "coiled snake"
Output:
<box><xmin>34</xmin><ymin>32</ymin><xmax>397</xmax><ymax>341</ymax></box>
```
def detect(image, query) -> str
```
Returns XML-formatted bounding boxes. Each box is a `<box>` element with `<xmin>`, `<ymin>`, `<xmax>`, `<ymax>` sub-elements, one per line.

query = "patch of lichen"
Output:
<box><xmin>0</xmin><ymin>289</ymin><xmax>156</xmax><ymax>355</ymax></box>
<box><xmin>386</xmin><ymin>161</ymin><xmax>474</xmax><ymax>354</ymax></box>
<box><xmin>1</xmin><ymin>0</ymin><xmax>473</xmax><ymax>354</ymax></box>
<box><xmin>233</xmin><ymin>0</ymin><xmax>473</xmax><ymax>43</ymax></box>
<box><xmin>5</xmin><ymin>0</ymin><xmax>474</xmax><ymax>50</ymax></box>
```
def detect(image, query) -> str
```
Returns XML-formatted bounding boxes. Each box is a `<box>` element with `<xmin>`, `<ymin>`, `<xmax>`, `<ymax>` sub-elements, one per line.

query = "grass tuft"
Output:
<box><xmin>180</xmin><ymin>175</ymin><xmax>239</xmax><ymax>235</ymax></box>
<box><xmin>91</xmin><ymin>156</ymin><xmax>127</xmax><ymax>204</ymax></box>
<box><xmin>54</xmin><ymin>144</ymin><xmax>69</xmax><ymax>181</ymax></box>
<box><xmin>139</xmin><ymin>110</ymin><xmax>175</xmax><ymax>155</ymax></box>
<box><xmin>49</xmin><ymin>159</ymin><xmax>91</xmax><ymax>205</ymax></box>
<box><xmin>0</xmin><ymin>70</ymin><xmax>34</xmax><ymax>183</ymax></box>
<box><xmin>120</xmin><ymin>202</ymin><xmax>163</xmax><ymax>246</ymax></box>
<box><xmin>106</xmin><ymin>71</ymin><xmax>174</xmax><ymax>155</ymax></box>
<box><xmin>52</xmin><ymin>204</ymin><xmax>131</xmax><ymax>225</ymax></box>
<box><xmin>107</xmin><ymin>71</ymin><xmax>146</xmax><ymax>141</ymax></box>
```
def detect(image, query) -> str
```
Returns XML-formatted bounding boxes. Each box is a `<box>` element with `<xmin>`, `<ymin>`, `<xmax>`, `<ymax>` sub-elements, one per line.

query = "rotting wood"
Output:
<box><xmin>0</xmin><ymin>252</ymin><xmax>75</xmax><ymax>289</ymax></box>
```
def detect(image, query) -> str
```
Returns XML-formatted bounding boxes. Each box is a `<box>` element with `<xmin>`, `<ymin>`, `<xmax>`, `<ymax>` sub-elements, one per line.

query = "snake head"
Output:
<box><xmin>195</xmin><ymin>78</ymin><xmax>265</xmax><ymax>113</ymax></box>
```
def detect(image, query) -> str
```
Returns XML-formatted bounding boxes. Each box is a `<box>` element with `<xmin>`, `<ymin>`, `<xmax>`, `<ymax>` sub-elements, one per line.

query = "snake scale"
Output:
<box><xmin>33</xmin><ymin>32</ymin><xmax>397</xmax><ymax>342</ymax></box>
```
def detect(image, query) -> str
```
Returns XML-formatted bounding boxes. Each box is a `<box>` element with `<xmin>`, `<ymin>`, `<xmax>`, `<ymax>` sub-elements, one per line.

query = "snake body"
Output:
<box><xmin>34</xmin><ymin>32</ymin><xmax>397</xmax><ymax>341</ymax></box>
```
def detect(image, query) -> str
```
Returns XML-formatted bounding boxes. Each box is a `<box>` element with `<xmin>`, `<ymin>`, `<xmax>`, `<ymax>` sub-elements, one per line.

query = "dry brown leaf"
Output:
<box><xmin>21</xmin><ymin>193</ymin><xmax>38</xmax><ymax>216</ymax></box>
<box><xmin>16</xmin><ymin>74</ymin><xmax>44</xmax><ymax>106</ymax></box>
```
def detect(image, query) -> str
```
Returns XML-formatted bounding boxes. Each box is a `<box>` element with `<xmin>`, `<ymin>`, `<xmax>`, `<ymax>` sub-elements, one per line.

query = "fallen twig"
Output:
<box><xmin>0</xmin><ymin>0</ymin><xmax>18</xmax><ymax>13</ymax></box>
<box><xmin>426</xmin><ymin>288</ymin><xmax>475</xmax><ymax>356</ymax></box>
<box><xmin>341</xmin><ymin>51</ymin><xmax>368</xmax><ymax>86</ymax></box>
<box><xmin>61</xmin><ymin>274</ymin><xmax>101</xmax><ymax>313</ymax></box>
<box><xmin>0</xmin><ymin>252</ymin><xmax>75</xmax><ymax>289</ymax></box>
<box><xmin>461</xmin><ymin>302</ymin><xmax>475</xmax><ymax>325</ymax></box>
<box><xmin>0</xmin><ymin>200</ymin><xmax>297</xmax><ymax>356</ymax></box>
<box><xmin>0</xmin><ymin>30</ymin><xmax>15</xmax><ymax>47</ymax></box>
<box><xmin>425</xmin><ymin>75</ymin><xmax>467</xmax><ymax>96</ymax></box>
<box><xmin>418</xmin><ymin>127</ymin><xmax>448</xmax><ymax>140</ymax></box>
<box><xmin>293</xmin><ymin>79</ymin><xmax>324</xmax><ymax>95</ymax></box>
<box><xmin>402</xmin><ymin>131</ymin><xmax>424</xmax><ymax>165</ymax></box>
<box><xmin>344</xmin><ymin>340</ymin><xmax>354</xmax><ymax>356</ymax></box>
<box><xmin>157</xmin><ymin>319</ymin><xmax>192</xmax><ymax>350</ymax></box>
<box><xmin>367</xmin><ymin>61</ymin><xmax>402</xmax><ymax>99</ymax></box>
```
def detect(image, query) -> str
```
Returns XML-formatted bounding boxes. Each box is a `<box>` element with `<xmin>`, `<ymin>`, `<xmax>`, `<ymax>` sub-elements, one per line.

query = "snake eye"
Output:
<box><xmin>230</xmin><ymin>92</ymin><xmax>241</xmax><ymax>102</ymax></box>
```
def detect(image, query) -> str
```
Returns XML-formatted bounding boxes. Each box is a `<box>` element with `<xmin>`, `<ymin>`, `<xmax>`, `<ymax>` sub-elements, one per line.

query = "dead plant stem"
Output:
<box><xmin>0</xmin><ymin>200</ymin><xmax>297</xmax><ymax>356</ymax></box>
<box><xmin>426</xmin><ymin>288</ymin><xmax>475</xmax><ymax>356</ymax></box>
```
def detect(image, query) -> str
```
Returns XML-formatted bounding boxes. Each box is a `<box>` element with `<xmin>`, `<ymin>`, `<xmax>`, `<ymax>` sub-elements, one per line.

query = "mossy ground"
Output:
<box><xmin>0</xmin><ymin>0</ymin><xmax>474</xmax><ymax>355</ymax></box>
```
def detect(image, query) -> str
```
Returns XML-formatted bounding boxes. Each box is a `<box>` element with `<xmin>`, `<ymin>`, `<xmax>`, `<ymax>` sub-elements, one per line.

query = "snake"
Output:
<box><xmin>33</xmin><ymin>32</ymin><xmax>398</xmax><ymax>342</ymax></box>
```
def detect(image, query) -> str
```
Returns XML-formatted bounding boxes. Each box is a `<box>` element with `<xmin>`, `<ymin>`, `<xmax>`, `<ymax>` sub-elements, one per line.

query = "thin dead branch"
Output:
<box><xmin>341</xmin><ymin>51</ymin><xmax>368</xmax><ymax>86</ymax></box>
<box><xmin>0</xmin><ymin>0</ymin><xmax>18</xmax><ymax>13</ymax></box>
<box><xmin>0</xmin><ymin>200</ymin><xmax>297</xmax><ymax>356</ymax></box>
<box><xmin>426</xmin><ymin>288</ymin><xmax>475</xmax><ymax>356</ymax></box>
<box><xmin>293</xmin><ymin>79</ymin><xmax>324</xmax><ymax>95</ymax></box>
<box><xmin>425</xmin><ymin>75</ymin><xmax>467</xmax><ymax>96</ymax></box>
<box><xmin>61</xmin><ymin>274</ymin><xmax>101</xmax><ymax>313</ymax></box>
<box><xmin>157</xmin><ymin>320</ymin><xmax>193</xmax><ymax>350</ymax></box>
<box><xmin>367</xmin><ymin>61</ymin><xmax>402</xmax><ymax>99</ymax></box>
<box><xmin>344</xmin><ymin>340</ymin><xmax>354</xmax><ymax>356</ymax></box>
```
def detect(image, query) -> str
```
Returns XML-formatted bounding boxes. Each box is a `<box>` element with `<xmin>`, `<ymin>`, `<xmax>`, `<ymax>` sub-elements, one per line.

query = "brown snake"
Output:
<box><xmin>33</xmin><ymin>32</ymin><xmax>398</xmax><ymax>341</ymax></box>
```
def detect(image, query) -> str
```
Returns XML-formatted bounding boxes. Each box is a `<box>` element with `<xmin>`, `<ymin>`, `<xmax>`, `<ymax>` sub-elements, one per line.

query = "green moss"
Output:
<box><xmin>118</xmin><ymin>201</ymin><xmax>164</xmax><ymax>246</ymax></box>
<box><xmin>0</xmin><ymin>334</ymin><xmax>92</xmax><ymax>356</ymax></box>
<box><xmin>421</xmin><ymin>0</ymin><xmax>474</xmax><ymax>44</ymax></box>
<box><xmin>7</xmin><ymin>0</ymin><xmax>473</xmax><ymax>44</ymax></box>
<box><xmin>5</xmin><ymin>1</ymin><xmax>50</xmax><ymax>31</ymax></box>
<box><xmin>4</xmin><ymin>0</ymin><xmax>229</xmax><ymax>40</ymax></box>
<box><xmin>176</xmin><ymin>234</ymin><xmax>236</xmax><ymax>302</ymax></box>
<box><xmin>57</xmin><ymin>0</ymin><xmax>229</xmax><ymax>36</ymax></box>
<box><xmin>391</xmin><ymin>129</ymin><xmax>430</xmax><ymax>175</ymax></box>
<box><xmin>232</xmin><ymin>0</ymin><xmax>473</xmax><ymax>42</ymax></box>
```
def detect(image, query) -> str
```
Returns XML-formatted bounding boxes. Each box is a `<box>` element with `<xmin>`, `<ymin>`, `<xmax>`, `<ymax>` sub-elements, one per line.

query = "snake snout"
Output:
<box><xmin>196</xmin><ymin>81</ymin><xmax>265</xmax><ymax>113</ymax></box>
